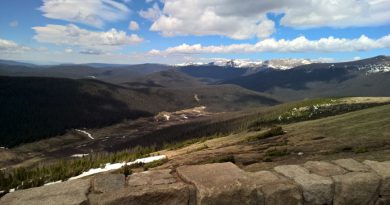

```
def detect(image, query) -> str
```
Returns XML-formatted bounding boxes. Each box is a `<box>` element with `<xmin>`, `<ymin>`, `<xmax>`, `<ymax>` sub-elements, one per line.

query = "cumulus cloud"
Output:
<box><xmin>32</xmin><ymin>24</ymin><xmax>143</xmax><ymax>53</ymax></box>
<box><xmin>149</xmin><ymin>34</ymin><xmax>390</xmax><ymax>55</ymax></box>
<box><xmin>129</xmin><ymin>21</ymin><xmax>140</xmax><ymax>31</ymax></box>
<box><xmin>139</xmin><ymin>3</ymin><xmax>162</xmax><ymax>21</ymax></box>
<box><xmin>0</xmin><ymin>38</ymin><xmax>31</xmax><ymax>53</ymax></box>
<box><xmin>280</xmin><ymin>0</ymin><xmax>390</xmax><ymax>28</ymax></box>
<box><xmin>39</xmin><ymin>0</ymin><xmax>129</xmax><ymax>28</ymax></box>
<box><xmin>146</xmin><ymin>0</ymin><xmax>390</xmax><ymax>39</ymax></box>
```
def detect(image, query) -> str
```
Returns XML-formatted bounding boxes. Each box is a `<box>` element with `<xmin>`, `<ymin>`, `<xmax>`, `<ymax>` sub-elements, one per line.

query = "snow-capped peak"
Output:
<box><xmin>174</xmin><ymin>58</ymin><xmax>315</xmax><ymax>70</ymax></box>
<box><xmin>263</xmin><ymin>59</ymin><xmax>313</xmax><ymax>70</ymax></box>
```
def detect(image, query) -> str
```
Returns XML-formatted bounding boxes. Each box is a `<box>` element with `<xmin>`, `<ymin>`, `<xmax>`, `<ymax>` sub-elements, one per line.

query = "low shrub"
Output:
<box><xmin>265</xmin><ymin>148</ymin><xmax>289</xmax><ymax>157</ymax></box>
<box><xmin>247</xmin><ymin>126</ymin><xmax>285</xmax><ymax>142</ymax></box>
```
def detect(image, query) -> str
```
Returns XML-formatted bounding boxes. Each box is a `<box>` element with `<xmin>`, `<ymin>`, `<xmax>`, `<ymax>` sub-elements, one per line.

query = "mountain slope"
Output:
<box><xmin>177</xmin><ymin>65</ymin><xmax>250</xmax><ymax>82</ymax></box>
<box><xmin>223</xmin><ymin>56</ymin><xmax>390</xmax><ymax>101</ymax></box>
<box><xmin>124</xmin><ymin>70</ymin><xmax>205</xmax><ymax>88</ymax></box>
<box><xmin>0</xmin><ymin>62</ymin><xmax>172</xmax><ymax>84</ymax></box>
<box><xmin>0</xmin><ymin>76</ymin><xmax>153</xmax><ymax>147</ymax></box>
<box><xmin>0</xmin><ymin>76</ymin><xmax>279</xmax><ymax>147</ymax></box>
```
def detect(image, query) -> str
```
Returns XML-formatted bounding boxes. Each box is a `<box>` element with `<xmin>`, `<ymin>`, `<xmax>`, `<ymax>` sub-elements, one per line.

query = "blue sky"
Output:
<box><xmin>0</xmin><ymin>0</ymin><xmax>389</xmax><ymax>64</ymax></box>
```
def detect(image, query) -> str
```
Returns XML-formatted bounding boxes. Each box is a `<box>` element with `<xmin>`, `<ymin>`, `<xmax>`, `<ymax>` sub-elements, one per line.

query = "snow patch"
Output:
<box><xmin>194</xmin><ymin>94</ymin><xmax>200</xmax><ymax>102</ymax></box>
<box><xmin>175</xmin><ymin>58</ymin><xmax>315</xmax><ymax>70</ymax></box>
<box><xmin>44</xmin><ymin>181</ymin><xmax>62</xmax><ymax>186</ymax></box>
<box><xmin>358</xmin><ymin>64</ymin><xmax>390</xmax><ymax>74</ymax></box>
<box><xmin>163</xmin><ymin>114</ymin><xmax>170</xmax><ymax>121</ymax></box>
<box><xmin>68</xmin><ymin>155</ymin><xmax>167</xmax><ymax>180</ymax></box>
<box><xmin>71</xmin><ymin>154</ymin><xmax>89</xmax><ymax>158</ymax></box>
<box><xmin>75</xmin><ymin>129</ymin><xmax>94</xmax><ymax>140</ymax></box>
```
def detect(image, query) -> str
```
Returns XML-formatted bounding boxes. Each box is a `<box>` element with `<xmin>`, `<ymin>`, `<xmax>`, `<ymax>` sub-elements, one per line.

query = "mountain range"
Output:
<box><xmin>0</xmin><ymin>55</ymin><xmax>389</xmax><ymax>146</ymax></box>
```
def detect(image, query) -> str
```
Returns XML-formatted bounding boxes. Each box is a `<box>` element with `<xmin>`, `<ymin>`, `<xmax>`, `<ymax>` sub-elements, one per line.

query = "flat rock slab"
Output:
<box><xmin>250</xmin><ymin>171</ymin><xmax>303</xmax><ymax>205</ymax></box>
<box><xmin>0</xmin><ymin>179</ymin><xmax>90</xmax><ymax>205</ymax></box>
<box><xmin>89</xmin><ymin>182</ymin><xmax>195</xmax><ymax>205</ymax></box>
<box><xmin>364</xmin><ymin>160</ymin><xmax>390</xmax><ymax>196</ymax></box>
<box><xmin>274</xmin><ymin>164</ymin><xmax>333</xmax><ymax>205</ymax></box>
<box><xmin>332</xmin><ymin>172</ymin><xmax>381</xmax><ymax>205</ymax></box>
<box><xmin>274</xmin><ymin>165</ymin><xmax>309</xmax><ymax>178</ymax></box>
<box><xmin>92</xmin><ymin>174</ymin><xmax>125</xmax><ymax>193</ymax></box>
<box><xmin>127</xmin><ymin>169</ymin><xmax>176</xmax><ymax>186</ymax></box>
<box><xmin>176</xmin><ymin>162</ymin><xmax>262</xmax><ymax>205</ymax></box>
<box><xmin>89</xmin><ymin>169</ymin><xmax>195</xmax><ymax>205</ymax></box>
<box><xmin>332</xmin><ymin>158</ymin><xmax>370</xmax><ymax>172</ymax></box>
<box><xmin>303</xmin><ymin>161</ymin><xmax>347</xmax><ymax>177</ymax></box>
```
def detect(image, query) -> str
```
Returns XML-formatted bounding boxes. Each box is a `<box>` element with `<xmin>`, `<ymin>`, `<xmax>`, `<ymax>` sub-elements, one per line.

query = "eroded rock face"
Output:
<box><xmin>176</xmin><ymin>162</ymin><xmax>263</xmax><ymax>205</ymax></box>
<box><xmin>274</xmin><ymin>164</ymin><xmax>333</xmax><ymax>205</ymax></box>
<box><xmin>0</xmin><ymin>179</ymin><xmax>90</xmax><ymax>205</ymax></box>
<box><xmin>364</xmin><ymin>160</ymin><xmax>390</xmax><ymax>196</ymax></box>
<box><xmin>332</xmin><ymin>172</ymin><xmax>381</xmax><ymax>205</ymax></box>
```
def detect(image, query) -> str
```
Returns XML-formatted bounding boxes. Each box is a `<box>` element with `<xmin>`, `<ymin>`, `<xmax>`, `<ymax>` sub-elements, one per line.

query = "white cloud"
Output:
<box><xmin>32</xmin><ymin>24</ymin><xmax>143</xmax><ymax>53</ymax></box>
<box><xmin>64</xmin><ymin>48</ymin><xmax>73</xmax><ymax>53</ymax></box>
<box><xmin>280</xmin><ymin>0</ymin><xmax>390</xmax><ymax>28</ymax></box>
<box><xmin>0</xmin><ymin>38</ymin><xmax>31</xmax><ymax>53</ymax></box>
<box><xmin>146</xmin><ymin>0</ymin><xmax>390</xmax><ymax>39</ymax></box>
<box><xmin>139</xmin><ymin>3</ymin><xmax>162</xmax><ymax>21</ymax></box>
<box><xmin>9</xmin><ymin>20</ymin><xmax>18</xmax><ymax>27</ymax></box>
<box><xmin>79</xmin><ymin>49</ymin><xmax>106</xmax><ymax>55</ymax></box>
<box><xmin>149</xmin><ymin>34</ymin><xmax>390</xmax><ymax>55</ymax></box>
<box><xmin>39</xmin><ymin>0</ymin><xmax>130</xmax><ymax>28</ymax></box>
<box><xmin>128</xmin><ymin>21</ymin><xmax>140</xmax><ymax>31</ymax></box>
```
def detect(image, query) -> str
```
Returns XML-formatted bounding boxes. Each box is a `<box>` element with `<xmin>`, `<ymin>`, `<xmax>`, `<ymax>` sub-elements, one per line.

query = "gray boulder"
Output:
<box><xmin>332</xmin><ymin>158</ymin><xmax>370</xmax><ymax>172</ymax></box>
<box><xmin>274</xmin><ymin>164</ymin><xmax>333</xmax><ymax>205</ymax></box>
<box><xmin>89</xmin><ymin>182</ymin><xmax>195</xmax><ymax>205</ymax></box>
<box><xmin>92</xmin><ymin>174</ymin><xmax>125</xmax><ymax>193</ymax></box>
<box><xmin>127</xmin><ymin>169</ymin><xmax>176</xmax><ymax>186</ymax></box>
<box><xmin>176</xmin><ymin>162</ymin><xmax>262</xmax><ymax>205</ymax></box>
<box><xmin>332</xmin><ymin>172</ymin><xmax>381</xmax><ymax>205</ymax></box>
<box><xmin>0</xmin><ymin>179</ymin><xmax>90</xmax><ymax>205</ymax></box>
<box><xmin>250</xmin><ymin>171</ymin><xmax>303</xmax><ymax>205</ymax></box>
<box><xmin>303</xmin><ymin>161</ymin><xmax>347</xmax><ymax>176</ymax></box>
<box><xmin>89</xmin><ymin>170</ymin><xmax>195</xmax><ymax>205</ymax></box>
<box><xmin>364</xmin><ymin>160</ymin><xmax>390</xmax><ymax>196</ymax></box>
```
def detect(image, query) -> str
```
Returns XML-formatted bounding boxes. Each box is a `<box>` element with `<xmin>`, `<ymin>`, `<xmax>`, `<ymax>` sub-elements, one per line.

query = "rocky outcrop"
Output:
<box><xmin>1</xmin><ymin>158</ymin><xmax>389</xmax><ymax>205</ymax></box>
<box><xmin>88</xmin><ymin>169</ymin><xmax>196</xmax><ymax>205</ymax></box>
<box><xmin>0</xmin><ymin>179</ymin><xmax>90</xmax><ymax>205</ymax></box>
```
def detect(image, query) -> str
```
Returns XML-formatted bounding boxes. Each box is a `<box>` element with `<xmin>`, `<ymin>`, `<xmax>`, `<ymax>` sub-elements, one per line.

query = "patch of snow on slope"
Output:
<box><xmin>175</xmin><ymin>58</ymin><xmax>315</xmax><ymax>70</ymax></box>
<box><xmin>163</xmin><ymin>114</ymin><xmax>170</xmax><ymax>121</ymax></box>
<box><xmin>68</xmin><ymin>155</ymin><xmax>167</xmax><ymax>180</ymax></box>
<box><xmin>358</xmin><ymin>64</ymin><xmax>390</xmax><ymax>74</ymax></box>
<box><xmin>71</xmin><ymin>154</ymin><xmax>89</xmax><ymax>158</ymax></box>
<box><xmin>75</xmin><ymin>129</ymin><xmax>94</xmax><ymax>140</ymax></box>
<box><xmin>44</xmin><ymin>181</ymin><xmax>62</xmax><ymax>186</ymax></box>
<box><xmin>265</xmin><ymin>59</ymin><xmax>312</xmax><ymax>70</ymax></box>
<box><xmin>194</xmin><ymin>94</ymin><xmax>200</xmax><ymax>102</ymax></box>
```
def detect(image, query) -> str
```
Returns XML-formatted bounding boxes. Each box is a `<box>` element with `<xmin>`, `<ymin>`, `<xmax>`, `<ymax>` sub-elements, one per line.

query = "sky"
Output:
<box><xmin>0</xmin><ymin>0</ymin><xmax>389</xmax><ymax>64</ymax></box>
